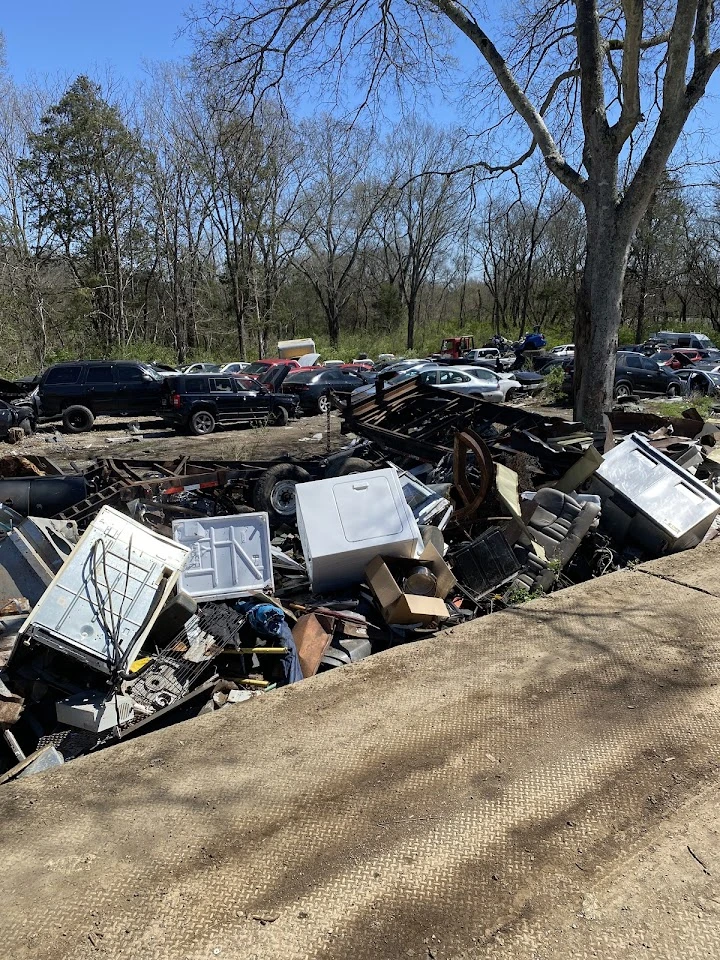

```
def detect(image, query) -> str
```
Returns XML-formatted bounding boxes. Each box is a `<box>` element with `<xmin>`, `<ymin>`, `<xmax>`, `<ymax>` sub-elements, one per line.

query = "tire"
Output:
<box><xmin>62</xmin><ymin>405</ymin><xmax>95</xmax><ymax>433</ymax></box>
<box><xmin>189</xmin><ymin>409</ymin><xmax>216</xmax><ymax>436</ymax></box>
<box><xmin>19</xmin><ymin>418</ymin><xmax>33</xmax><ymax>437</ymax></box>
<box><xmin>666</xmin><ymin>383</ymin><xmax>682</xmax><ymax>398</ymax></box>
<box><xmin>337</xmin><ymin>457</ymin><xmax>375</xmax><ymax>476</ymax></box>
<box><xmin>504</xmin><ymin>388</ymin><xmax>518</xmax><ymax>402</ymax></box>
<box><xmin>316</xmin><ymin>393</ymin><xmax>331</xmax><ymax>415</ymax></box>
<box><xmin>613</xmin><ymin>382</ymin><xmax>633</xmax><ymax>400</ymax></box>
<box><xmin>272</xmin><ymin>405</ymin><xmax>289</xmax><ymax>426</ymax></box>
<box><xmin>253</xmin><ymin>462</ymin><xmax>311</xmax><ymax>525</ymax></box>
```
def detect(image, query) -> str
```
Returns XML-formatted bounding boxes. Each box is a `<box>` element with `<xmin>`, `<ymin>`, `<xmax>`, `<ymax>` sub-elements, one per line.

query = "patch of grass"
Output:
<box><xmin>505</xmin><ymin>583</ymin><xmax>545</xmax><ymax>605</ymax></box>
<box><xmin>644</xmin><ymin>393</ymin><xmax>719</xmax><ymax>420</ymax></box>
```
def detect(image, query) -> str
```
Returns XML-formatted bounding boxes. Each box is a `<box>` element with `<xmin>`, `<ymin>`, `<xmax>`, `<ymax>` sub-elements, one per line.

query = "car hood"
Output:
<box><xmin>298</xmin><ymin>353</ymin><xmax>321</xmax><ymax>367</ymax></box>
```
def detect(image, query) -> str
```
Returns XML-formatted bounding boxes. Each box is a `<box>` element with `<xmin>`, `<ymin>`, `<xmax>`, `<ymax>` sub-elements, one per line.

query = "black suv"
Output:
<box><xmin>38</xmin><ymin>360</ymin><xmax>164</xmax><ymax>432</ymax></box>
<box><xmin>563</xmin><ymin>352</ymin><xmax>684</xmax><ymax>399</ymax></box>
<box><xmin>161</xmin><ymin>373</ymin><xmax>298</xmax><ymax>435</ymax></box>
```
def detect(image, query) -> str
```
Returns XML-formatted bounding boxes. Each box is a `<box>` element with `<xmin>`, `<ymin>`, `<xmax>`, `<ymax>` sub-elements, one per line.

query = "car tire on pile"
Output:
<box><xmin>316</xmin><ymin>393</ymin><xmax>331</xmax><ymax>415</ymax></box>
<box><xmin>337</xmin><ymin>457</ymin><xmax>375</xmax><ymax>476</ymax></box>
<box><xmin>62</xmin><ymin>405</ymin><xmax>95</xmax><ymax>434</ymax></box>
<box><xmin>253</xmin><ymin>462</ymin><xmax>311</xmax><ymax>526</ymax></box>
<box><xmin>272</xmin><ymin>405</ymin><xmax>290</xmax><ymax>427</ymax></box>
<box><xmin>189</xmin><ymin>409</ymin><xmax>216</xmax><ymax>436</ymax></box>
<box><xmin>613</xmin><ymin>381</ymin><xmax>633</xmax><ymax>400</ymax></box>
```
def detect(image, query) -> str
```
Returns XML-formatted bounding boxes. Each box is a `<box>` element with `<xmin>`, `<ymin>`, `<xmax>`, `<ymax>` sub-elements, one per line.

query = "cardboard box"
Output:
<box><xmin>365</xmin><ymin>543</ymin><xmax>456</xmax><ymax>625</ymax></box>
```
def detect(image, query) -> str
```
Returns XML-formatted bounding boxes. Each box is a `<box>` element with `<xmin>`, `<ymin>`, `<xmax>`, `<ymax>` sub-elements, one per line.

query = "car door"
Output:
<box><xmin>640</xmin><ymin>356</ymin><xmax>667</xmax><ymax>393</ymax></box>
<box><xmin>330</xmin><ymin>372</ymin><xmax>362</xmax><ymax>398</ymax></box>
<box><xmin>237</xmin><ymin>375</ymin><xmax>273</xmax><ymax>417</ymax></box>
<box><xmin>437</xmin><ymin>369</ymin><xmax>471</xmax><ymax>391</ymax></box>
<box><xmin>207</xmin><ymin>376</ymin><xmax>239</xmax><ymax>421</ymax></box>
<box><xmin>619</xmin><ymin>353</ymin><xmax>644</xmax><ymax>390</ymax></box>
<box><xmin>83</xmin><ymin>365</ymin><xmax>118</xmax><ymax>414</ymax></box>
<box><xmin>116</xmin><ymin>363</ymin><xmax>161</xmax><ymax>414</ymax></box>
<box><xmin>465</xmin><ymin>367</ymin><xmax>501</xmax><ymax>396</ymax></box>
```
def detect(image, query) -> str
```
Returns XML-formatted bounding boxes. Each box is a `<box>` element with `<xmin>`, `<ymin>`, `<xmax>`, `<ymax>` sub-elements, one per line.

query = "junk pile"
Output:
<box><xmin>2</xmin><ymin>373</ymin><xmax>720</xmax><ymax>781</ymax></box>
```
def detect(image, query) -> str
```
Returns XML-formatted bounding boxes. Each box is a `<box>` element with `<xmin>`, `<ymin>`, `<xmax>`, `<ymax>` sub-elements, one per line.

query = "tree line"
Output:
<box><xmin>1</xmin><ymin>65</ymin><xmax>720</xmax><ymax>373</ymax></box>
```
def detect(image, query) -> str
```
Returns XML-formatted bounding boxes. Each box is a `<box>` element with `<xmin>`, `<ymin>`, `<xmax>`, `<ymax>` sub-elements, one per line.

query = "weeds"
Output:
<box><xmin>645</xmin><ymin>393</ymin><xmax>718</xmax><ymax>420</ymax></box>
<box><xmin>505</xmin><ymin>583</ymin><xmax>545</xmax><ymax>605</ymax></box>
<box><xmin>541</xmin><ymin>364</ymin><xmax>566</xmax><ymax>404</ymax></box>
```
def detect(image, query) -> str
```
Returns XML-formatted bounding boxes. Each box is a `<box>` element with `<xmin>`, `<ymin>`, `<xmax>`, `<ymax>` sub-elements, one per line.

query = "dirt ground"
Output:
<box><xmin>10</xmin><ymin>397</ymin><xmax>571</xmax><ymax>467</ymax></box>
<box><xmin>14</xmin><ymin>409</ymin><xmax>346</xmax><ymax>465</ymax></box>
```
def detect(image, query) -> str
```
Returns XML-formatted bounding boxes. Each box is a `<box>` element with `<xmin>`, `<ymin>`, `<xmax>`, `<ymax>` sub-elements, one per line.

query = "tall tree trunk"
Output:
<box><xmin>574</xmin><ymin>200</ymin><xmax>632</xmax><ymax>430</ymax></box>
<box><xmin>634</xmin><ymin>249</ymin><xmax>649</xmax><ymax>345</ymax></box>
<box><xmin>327</xmin><ymin>297</ymin><xmax>340</xmax><ymax>347</ymax></box>
<box><xmin>406</xmin><ymin>293</ymin><xmax>417</xmax><ymax>350</ymax></box>
<box><xmin>229</xmin><ymin>265</ymin><xmax>247</xmax><ymax>357</ymax></box>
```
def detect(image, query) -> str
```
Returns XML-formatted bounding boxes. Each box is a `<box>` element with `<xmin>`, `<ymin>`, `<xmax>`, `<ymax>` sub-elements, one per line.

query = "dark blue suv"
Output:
<box><xmin>162</xmin><ymin>373</ymin><xmax>298</xmax><ymax>435</ymax></box>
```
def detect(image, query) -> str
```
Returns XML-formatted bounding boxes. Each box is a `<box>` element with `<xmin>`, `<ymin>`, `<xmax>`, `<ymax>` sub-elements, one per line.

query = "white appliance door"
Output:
<box><xmin>333</xmin><ymin>475</ymin><xmax>405</xmax><ymax>542</ymax></box>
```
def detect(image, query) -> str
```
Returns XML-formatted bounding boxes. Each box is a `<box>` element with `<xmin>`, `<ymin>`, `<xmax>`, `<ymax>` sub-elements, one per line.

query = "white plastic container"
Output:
<box><xmin>172</xmin><ymin>513</ymin><xmax>273</xmax><ymax>601</ymax></box>
<box><xmin>296</xmin><ymin>468</ymin><xmax>422</xmax><ymax>592</ymax></box>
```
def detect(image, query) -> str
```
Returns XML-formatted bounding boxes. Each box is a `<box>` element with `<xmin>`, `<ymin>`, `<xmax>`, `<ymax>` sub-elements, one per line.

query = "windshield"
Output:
<box><xmin>139</xmin><ymin>363</ymin><xmax>162</xmax><ymax>381</ymax></box>
<box><xmin>245</xmin><ymin>361</ymin><xmax>271</xmax><ymax>376</ymax></box>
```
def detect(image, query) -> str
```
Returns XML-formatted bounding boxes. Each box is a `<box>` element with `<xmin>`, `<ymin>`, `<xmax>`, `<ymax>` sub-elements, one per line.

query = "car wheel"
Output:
<box><xmin>666</xmin><ymin>383</ymin><xmax>682</xmax><ymax>398</ymax></box>
<box><xmin>504</xmin><ymin>388</ymin><xmax>518</xmax><ymax>402</ymax></box>
<box><xmin>18</xmin><ymin>418</ymin><xmax>33</xmax><ymax>437</ymax></box>
<box><xmin>62</xmin><ymin>405</ymin><xmax>95</xmax><ymax>433</ymax></box>
<box><xmin>189</xmin><ymin>409</ymin><xmax>216</xmax><ymax>435</ymax></box>
<box><xmin>613</xmin><ymin>382</ymin><xmax>633</xmax><ymax>400</ymax></box>
<box><xmin>316</xmin><ymin>393</ymin><xmax>331</xmax><ymax>414</ymax></box>
<box><xmin>337</xmin><ymin>457</ymin><xmax>375</xmax><ymax>476</ymax></box>
<box><xmin>253</xmin><ymin>463</ymin><xmax>312</xmax><ymax>526</ymax></box>
<box><xmin>272</xmin><ymin>405</ymin><xmax>289</xmax><ymax>427</ymax></box>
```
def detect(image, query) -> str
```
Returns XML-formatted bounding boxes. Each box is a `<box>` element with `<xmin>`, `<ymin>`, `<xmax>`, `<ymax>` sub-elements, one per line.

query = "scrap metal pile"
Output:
<box><xmin>2</xmin><ymin>373</ymin><xmax>720</xmax><ymax>782</ymax></box>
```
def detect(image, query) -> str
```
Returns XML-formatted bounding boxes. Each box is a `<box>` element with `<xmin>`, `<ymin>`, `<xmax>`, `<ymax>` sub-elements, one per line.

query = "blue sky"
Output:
<box><xmin>3</xmin><ymin>1</ymin><xmax>720</xmax><ymax>157</ymax></box>
<box><xmin>2</xmin><ymin>1</ymin><xmax>190</xmax><ymax>83</ymax></box>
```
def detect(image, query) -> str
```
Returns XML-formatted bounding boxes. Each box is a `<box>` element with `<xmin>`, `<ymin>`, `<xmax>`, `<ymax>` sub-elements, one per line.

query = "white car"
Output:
<box><xmin>463</xmin><ymin>347</ymin><xmax>515</xmax><ymax>370</ymax></box>
<box><xmin>549</xmin><ymin>344</ymin><xmax>575</xmax><ymax>357</ymax></box>
<box><xmin>418</xmin><ymin>365</ymin><xmax>523</xmax><ymax>402</ymax></box>
<box><xmin>219</xmin><ymin>361</ymin><xmax>251</xmax><ymax>375</ymax></box>
<box><xmin>181</xmin><ymin>362</ymin><xmax>222</xmax><ymax>374</ymax></box>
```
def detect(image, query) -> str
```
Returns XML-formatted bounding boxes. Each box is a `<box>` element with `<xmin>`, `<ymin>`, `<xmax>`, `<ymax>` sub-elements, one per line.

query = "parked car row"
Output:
<box><xmin>9</xmin><ymin>329</ymin><xmax>720</xmax><ymax>440</ymax></box>
<box><xmin>561</xmin><ymin>352</ymin><xmax>684</xmax><ymax>400</ymax></box>
<box><xmin>20</xmin><ymin>357</ymin><xmax>381</xmax><ymax>435</ymax></box>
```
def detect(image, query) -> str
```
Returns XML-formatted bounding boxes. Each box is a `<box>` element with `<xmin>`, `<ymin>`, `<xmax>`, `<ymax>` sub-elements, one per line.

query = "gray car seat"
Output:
<box><xmin>510</xmin><ymin>487</ymin><xmax>601</xmax><ymax>593</ymax></box>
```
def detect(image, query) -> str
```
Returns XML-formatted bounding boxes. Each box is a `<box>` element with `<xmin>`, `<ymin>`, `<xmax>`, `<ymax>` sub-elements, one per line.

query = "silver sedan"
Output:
<box><xmin>418</xmin><ymin>365</ymin><xmax>523</xmax><ymax>402</ymax></box>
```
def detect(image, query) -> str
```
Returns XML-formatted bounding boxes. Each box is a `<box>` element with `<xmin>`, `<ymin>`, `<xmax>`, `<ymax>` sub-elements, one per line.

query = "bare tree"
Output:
<box><xmin>625</xmin><ymin>174</ymin><xmax>689</xmax><ymax>341</ymax></box>
<box><xmin>0</xmin><ymin>72</ymin><xmax>58</xmax><ymax>367</ymax></box>
<box><xmin>289</xmin><ymin>115</ymin><xmax>385</xmax><ymax>347</ymax></box>
<box><xmin>142</xmin><ymin>67</ymin><xmax>219</xmax><ymax>361</ymax></box>
<box><xmin>192</xmin><ymin>0</ymin><xmax>720</xmax><ymax>427</ymax></box>
<box><xmin>376</xmin><ymin>120</ymin><xmax>471</xmax><ymax>348</ymax></box>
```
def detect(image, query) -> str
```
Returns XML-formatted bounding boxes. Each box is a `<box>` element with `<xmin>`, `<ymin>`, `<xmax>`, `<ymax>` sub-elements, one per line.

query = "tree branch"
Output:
<box><xmin>619</xmin><ymin>1</ymin><xmax>710</xmax><ymax>231</ymax></box>
<box><xmin>610</xmin><ymin>0</ymin><xmax>643</xmax><ymax>148</ymax></box>
<box><xmin>574</xmin><ymin>0</ymin><xmax>611</xmax><ymax>174</ymax></box>
<box><xmin>428</xmin><ymin>0</ymin><xmax>586</xmax><ymax>198</ymax></box>
<box><xmin>605</xmin><ymin>31</ymin><xmax>671</xmax><ymax>51</ymax></box>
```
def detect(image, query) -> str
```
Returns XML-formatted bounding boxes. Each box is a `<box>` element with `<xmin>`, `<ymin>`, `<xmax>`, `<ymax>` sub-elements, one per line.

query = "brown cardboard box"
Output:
<box><xmin>365</xmin><ymin>543</ymin><xmax>456</xmax><ymax>625</ymax></box>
